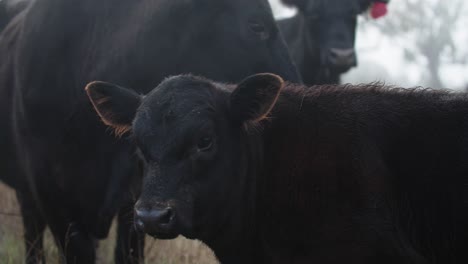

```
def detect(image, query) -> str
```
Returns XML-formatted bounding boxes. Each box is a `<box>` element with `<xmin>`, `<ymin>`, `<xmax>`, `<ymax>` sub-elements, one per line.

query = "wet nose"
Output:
<box><xmin>328</xmin><ymin>48</ymin><xmax>357</xmax><ymax>68</ymax></box>
<box><xmin>134</xmin><ymin>206</ymin><xmax>175</xmax><ymax>234</ymax></box>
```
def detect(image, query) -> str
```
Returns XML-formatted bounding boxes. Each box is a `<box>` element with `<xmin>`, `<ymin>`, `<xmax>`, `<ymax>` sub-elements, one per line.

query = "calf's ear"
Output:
<box><xmin>229</xmin><ymin>73</ymin><xmax>284</xmax><ymax>123</ymax></box>
<box><xmin>85</xmin><ymin>81</ymin><xmax>142</xmax><ymax>137</ymax></box>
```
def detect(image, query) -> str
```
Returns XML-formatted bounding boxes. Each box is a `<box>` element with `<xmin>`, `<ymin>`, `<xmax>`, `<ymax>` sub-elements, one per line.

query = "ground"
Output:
<box><xmin>0</xmin><ymin>183</ymin><xmax>218</xmax><ymax>264</ymax></box>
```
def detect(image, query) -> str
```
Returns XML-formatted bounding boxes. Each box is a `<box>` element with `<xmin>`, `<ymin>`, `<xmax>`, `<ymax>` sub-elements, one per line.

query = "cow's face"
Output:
<box><xmin>283</xmin><ymin>0</ymin><xmax>376</xmax><ymax>75</ymax></box>
<box><xmin>156</xmin><ymin>0</ymin><xmax>300</xmax><ymax>84</ymax></box>
<box><xmin>94</xmin><ymin>0</ymin><xmax>300</xmax><ymax>87</ymax></box>
<box><xmin>85</xmin><ymin>73</ymin><xmax>284</xmax><ymax>241</ymax></box>
<box><xmin>197</xmin><ymin>0</ymin><xmax>301</xmax><ymax>83</ymax></box>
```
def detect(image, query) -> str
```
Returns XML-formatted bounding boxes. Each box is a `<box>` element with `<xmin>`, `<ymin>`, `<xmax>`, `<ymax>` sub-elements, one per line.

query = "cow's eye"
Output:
<box><xmin>248</xmin><ymin>19</ymin><xmax>269</xmax><ymax>40</ymax></box>
<box><xmin>197</xmin><ymin>136</ymin><xmax>213</xmax><ymax>151</ymax></box>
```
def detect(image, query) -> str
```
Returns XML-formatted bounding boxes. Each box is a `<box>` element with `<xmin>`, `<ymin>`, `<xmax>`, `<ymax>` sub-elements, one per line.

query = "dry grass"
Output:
<box><xmin>0</xmin><ymin>183</ymin><xmax>218</xmax><ymax>264</ymax></box>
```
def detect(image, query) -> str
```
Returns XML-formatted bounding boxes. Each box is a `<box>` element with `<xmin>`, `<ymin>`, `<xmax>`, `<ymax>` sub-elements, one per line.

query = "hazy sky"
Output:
<box><xmin>269</xmin><ymin>0</ymin><xmax>468</xmax><ymax>90</ymax></box>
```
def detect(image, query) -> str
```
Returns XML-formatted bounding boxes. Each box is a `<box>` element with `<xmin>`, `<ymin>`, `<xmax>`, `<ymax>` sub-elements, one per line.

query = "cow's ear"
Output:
<box><xmin>229</xmin><ymin>73</ymin><xmax>284</xmax><ymax>123</ymax></box>
<box><xmin>281</xmin><ymin>0</ymin><xmax>307</xmax><ymax>11</ymax></box>
<box><xmin>85</xmin><ymin>81</ymin><xmax>142</xmax><ymax>137</ymax></box>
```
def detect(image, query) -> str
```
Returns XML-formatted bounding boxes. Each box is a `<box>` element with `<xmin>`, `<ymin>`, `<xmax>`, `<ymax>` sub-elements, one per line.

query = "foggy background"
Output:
<box><xmin>270</xmin><ymin>0</ymin><xmax>468</xmax><ymax>91</ymax></box>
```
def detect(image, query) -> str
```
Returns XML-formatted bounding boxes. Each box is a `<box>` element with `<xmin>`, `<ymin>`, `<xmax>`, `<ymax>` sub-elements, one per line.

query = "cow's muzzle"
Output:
<box><xmin>327</xmin><ymin>48</ymin><xmax>357</xmax><ymax>70</ymax></box>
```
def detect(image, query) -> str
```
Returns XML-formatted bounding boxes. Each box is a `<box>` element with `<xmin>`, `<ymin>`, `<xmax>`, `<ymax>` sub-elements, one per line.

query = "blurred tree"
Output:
<box><xmin>371</xmin><ymin>0</ymin><xmax>467</xmax><ymax>89</ymax></box>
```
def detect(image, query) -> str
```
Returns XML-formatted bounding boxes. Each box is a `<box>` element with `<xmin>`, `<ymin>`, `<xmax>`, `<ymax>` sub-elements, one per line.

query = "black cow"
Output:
<box><xmin>0</xmin><ymin>0</ymin><xmax>300</xmax><ymax>262</ymax></box>
<box><xmin>88</xmin><ymin>73</ymin><xmax>468</xmax><ymax>264</ymax></box>
<box><xmin>278</xmin><ymin>0</ymin><xmax>389</xmax><ymax>84</ymax></box>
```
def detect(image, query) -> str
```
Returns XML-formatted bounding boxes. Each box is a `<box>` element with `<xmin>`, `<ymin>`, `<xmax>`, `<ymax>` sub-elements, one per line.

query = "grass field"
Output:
<box><xmin>0</xmin><ymin>183</ymin><xmax>218</xmax><ymax>264</ymax></box>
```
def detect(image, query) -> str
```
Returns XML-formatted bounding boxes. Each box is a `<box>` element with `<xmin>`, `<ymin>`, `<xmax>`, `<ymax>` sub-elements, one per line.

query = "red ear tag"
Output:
<box><xmin>370</xmin><ymin>2</ymin><xmax>388</xmax><ymax>19</ymax></box>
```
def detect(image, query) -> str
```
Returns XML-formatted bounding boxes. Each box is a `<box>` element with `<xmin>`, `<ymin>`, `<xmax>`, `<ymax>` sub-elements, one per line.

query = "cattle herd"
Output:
<box><xmin>1</xmin><ymin>0</ymin><xmax>467</xmax><ymax>264</ymax></box>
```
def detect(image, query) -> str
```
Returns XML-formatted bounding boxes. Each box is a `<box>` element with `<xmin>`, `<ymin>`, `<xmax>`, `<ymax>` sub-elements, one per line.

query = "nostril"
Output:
<box><xmin>159</xmin><ymin>207</ymin><xmax>173</xmax><ymax>224</ymax></box>
<box><xmin>135</xmin><ymin>219</ymin><xmax>145</xmax><ymax>231</ymax></box>
<box><xmin>134</xmin><ymin>209</ymin><xmax>145</xmax><ymax>230</ymax></box>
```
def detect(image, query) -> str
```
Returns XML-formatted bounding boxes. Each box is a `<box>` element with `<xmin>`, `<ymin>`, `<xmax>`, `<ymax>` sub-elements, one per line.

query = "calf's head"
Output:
<box><xmin>282</xmin><ymin>0</ymin><xmax>385</xmax><ymax>75</ymax></box>
<box><xmin>86</xmin><ymin>73</ymin><xmax>284</xmax><ymax>241</ymax></box>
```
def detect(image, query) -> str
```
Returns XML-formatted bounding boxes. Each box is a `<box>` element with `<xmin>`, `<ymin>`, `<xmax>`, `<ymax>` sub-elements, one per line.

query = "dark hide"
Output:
<box><xmin>88</xmin><ymin>73</ymin><xmax>468</xmax><ymax>264</ymax></box>
<box><xmin>0</xmin><ymin>1</ymin><xmax>6</xmax><ymax>30</ymax></box>
<box><xmin>0</xmin><ymin>0</ymin><xmax>300</xmax><ymax>263</ymax></box>
<box><xmin>0</xmin><ymin>0</ymin><xmax>29</xmax><ymax>32</ymax></box>
<box><xmin>278</xmin><ymin>0</ymin><xmax>387</xmax><ymax>84</ymax></box>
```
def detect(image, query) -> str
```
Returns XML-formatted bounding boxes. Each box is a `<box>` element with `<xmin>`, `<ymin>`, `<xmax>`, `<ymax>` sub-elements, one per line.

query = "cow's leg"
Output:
<box><xmin>115</xmin><ymin>200</ymin><xmax>145</xmax><ymax>264</ymax></box>
<box><xmin>48</xmin><ymin>217</ymin><xmax>96</xmax><ymax>264</ymax></box>
<box><xmin>16</xmin><ymin>191</ymin><xmax>47</xmax><ymax>264</ymax></box>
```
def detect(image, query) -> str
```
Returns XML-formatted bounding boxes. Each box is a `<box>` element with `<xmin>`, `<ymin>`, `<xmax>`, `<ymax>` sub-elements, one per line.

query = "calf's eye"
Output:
<box><xmin>197</xmin><ymin>136</ymin><xmax>213</xmax><ymax>151</ymax></box>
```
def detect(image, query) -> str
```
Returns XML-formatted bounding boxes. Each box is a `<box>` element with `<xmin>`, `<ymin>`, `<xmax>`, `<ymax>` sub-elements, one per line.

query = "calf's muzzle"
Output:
<box><xmin>134</xmin><ymin>205</ymin><xmax>175</xmax><ymax>235</ymax></box>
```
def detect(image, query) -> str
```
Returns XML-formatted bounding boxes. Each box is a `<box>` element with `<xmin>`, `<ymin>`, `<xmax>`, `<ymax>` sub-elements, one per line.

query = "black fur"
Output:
<box><xmin>0</xmin><ymin>0</ymin><xmax>28</xmax><ymax>32</ymax></box>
